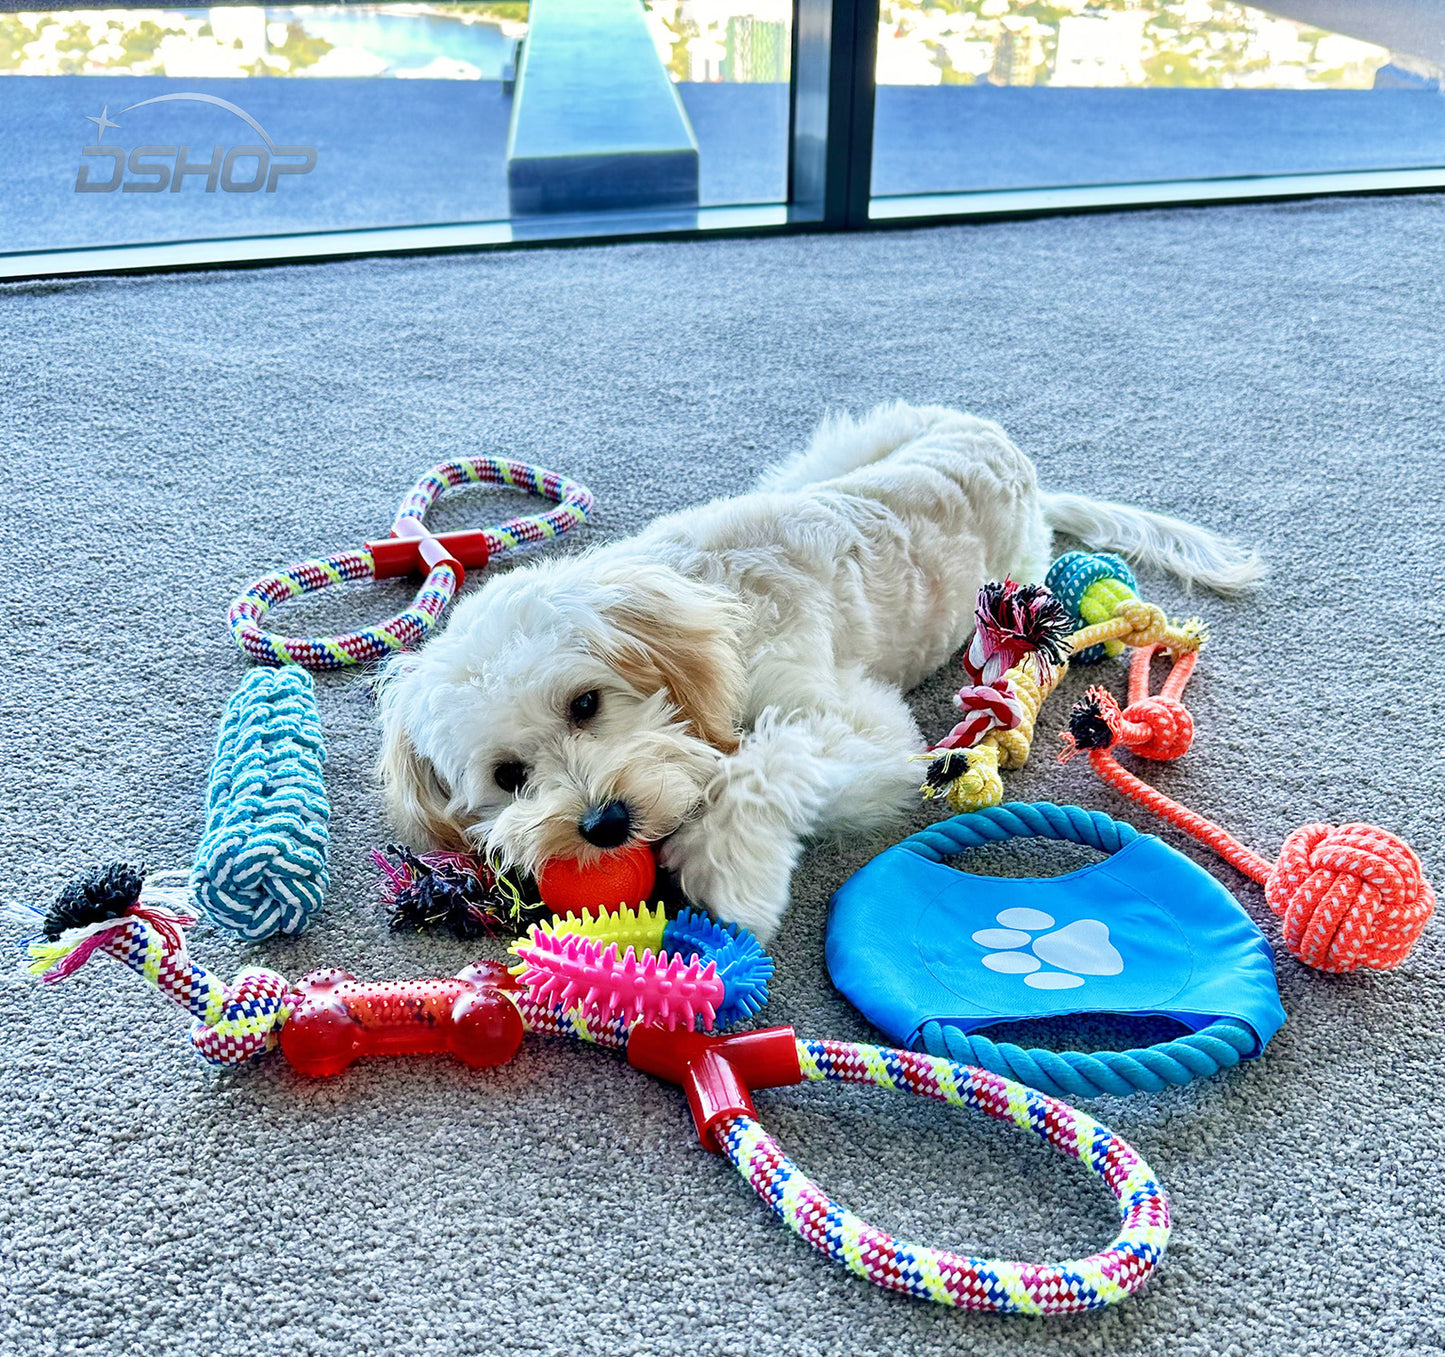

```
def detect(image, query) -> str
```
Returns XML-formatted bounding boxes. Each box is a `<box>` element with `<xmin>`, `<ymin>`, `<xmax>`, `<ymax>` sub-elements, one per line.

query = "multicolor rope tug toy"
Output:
<box><xmin>16</xmin><ymin>867</ymin><xmax>1170</xmax><ymax>1315</ymax></box>
<box><xmin>228</xmin><ymin>456</ymin><xmax>594</xmax><ymax>670</ymax></box>
<box><xmin>920</xmin><ymin>557</ymin><xmax>1205</xmax><ymax>813</ymax></box>
<box><xmin>1059</xmin><ymin>644</ymin><xmax>1435</xmax><ymax>973</ymax></box>
<box><xmin>373</xmin><ymin>846</ymin><xmax>527</xmax><ymax>939</ymax></box>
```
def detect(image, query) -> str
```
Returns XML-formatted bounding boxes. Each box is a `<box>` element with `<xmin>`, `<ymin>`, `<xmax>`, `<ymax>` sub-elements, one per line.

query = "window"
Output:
<box><xmin>0</xmin><ymin>0</ymin><xmax>792</xmax><ymax>268</ymax></box>
<box><xmin>871</xmin><ymin>1</ymin><xmax>1445</xmax><ymax>217</ymax></box>
<box><xmin>1</xmin><ymin>0</ymin><xmax>1442</xmax><ymax>278</ymax></box>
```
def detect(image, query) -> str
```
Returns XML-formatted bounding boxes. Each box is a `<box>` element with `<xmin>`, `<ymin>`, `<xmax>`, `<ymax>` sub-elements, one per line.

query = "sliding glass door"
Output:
<box><xmin>2</xmin><ymin>0</ymin><xmax>1443</xmax><ymax>276</ymax></box>
<box><xmin>0</xmin><ymin>0</ymin><xmax>793</xmax><ymax>266</ymax></box>
<box><xmin>870</xmin><ymin>2</ymin><xmax>1445</xmax><ymax>216</ymax></box>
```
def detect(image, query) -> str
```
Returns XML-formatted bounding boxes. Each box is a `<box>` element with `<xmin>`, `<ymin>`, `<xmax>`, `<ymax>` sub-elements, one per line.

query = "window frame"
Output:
<box><xmin>2</xmin><ymin>0</ymin><xmax>1444</xmax><ymax>281</ymax></box>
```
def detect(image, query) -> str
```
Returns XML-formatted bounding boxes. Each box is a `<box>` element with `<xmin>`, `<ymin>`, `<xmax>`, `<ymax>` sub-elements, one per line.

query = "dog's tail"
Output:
<box><xmin>1043</xmin><ymin>492</ymin><xmax>1263</xmax><ymax>595</ymax></box>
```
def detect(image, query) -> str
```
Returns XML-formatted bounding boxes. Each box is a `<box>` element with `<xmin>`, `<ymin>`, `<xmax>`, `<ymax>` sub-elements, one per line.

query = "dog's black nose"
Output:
<box><xmin>578</xmin><ymin>800</ymin><xmax>632</xmax><ymax>849</ymax></box>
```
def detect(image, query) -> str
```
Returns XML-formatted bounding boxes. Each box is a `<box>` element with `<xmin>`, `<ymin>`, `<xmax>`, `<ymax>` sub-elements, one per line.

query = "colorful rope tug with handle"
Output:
<box><xmin>920</xmin><ymin>559</ymin><xmax>1205</xmax><ymax>814</ymax></box>
<box><xmin>228</xmin><ymin>456</ymin><xmax>594</xmax><ymax>670</ymax></box>
<box><xmin>16</xmin><ymin>866</ymin><xmax>1171</xmax><ymax>1316</ymax></box>
<box><xmin>1058</xmin><ymin>644</ymin><xmax>1435</xmax><ymax>973</ymax></box>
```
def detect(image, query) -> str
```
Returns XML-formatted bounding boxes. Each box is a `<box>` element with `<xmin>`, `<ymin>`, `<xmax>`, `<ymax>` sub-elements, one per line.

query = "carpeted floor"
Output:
<box><xmin>1</xmin><ymin>194</ymin><xmax>1441</xmax><ymax>1357</ymax></box>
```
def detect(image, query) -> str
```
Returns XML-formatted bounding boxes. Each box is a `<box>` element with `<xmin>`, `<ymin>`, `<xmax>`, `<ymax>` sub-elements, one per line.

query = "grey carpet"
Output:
<box><xmin>1</xmin><ymin>193</ymin><xmax>1442</xmax><ymax>1357</ymax></box>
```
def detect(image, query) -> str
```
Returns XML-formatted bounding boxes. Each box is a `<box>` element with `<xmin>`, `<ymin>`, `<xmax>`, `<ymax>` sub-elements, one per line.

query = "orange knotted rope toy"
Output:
<box><xmin>1059</xmin><ymin>644</ymin><xmax>1434</xmax><ymax>973</ymax></box>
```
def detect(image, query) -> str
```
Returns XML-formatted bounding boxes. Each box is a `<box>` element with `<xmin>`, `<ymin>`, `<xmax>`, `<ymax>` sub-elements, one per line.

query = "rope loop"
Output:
<box><xmin>900</xmin><ymin>801</ymin><xmax>1139</xmax><ymax>863</ymax></box>
<box><xmin>229</xmin><ymin>548</ymin><xmax>459</xmax><ymax>669</ymax></box>
<box><xmin>228</xmin><ymin>456</ymin><xmax>593</xmax><ymax>669</ymax></box>
<box><xmin>719</xmin><ymin>1039</ymin><xmax>1170</xmax><ymax>1312</ymax></box>
<box><xmin>919</xmin><ymin>1017</ymin><xmax>1256</xmax><ymax>1098</ymax></box>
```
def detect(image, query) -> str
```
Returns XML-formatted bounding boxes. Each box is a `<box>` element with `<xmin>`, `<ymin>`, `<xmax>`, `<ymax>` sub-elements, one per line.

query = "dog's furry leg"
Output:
<box><xmin>661</xmin><ymin>672</ymin><xmax>921</xmax><ymax>941</ymax></box>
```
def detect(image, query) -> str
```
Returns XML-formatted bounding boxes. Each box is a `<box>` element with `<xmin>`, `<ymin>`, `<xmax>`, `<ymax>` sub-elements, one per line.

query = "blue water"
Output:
<box><xmin>276</xmin><ymin>9</ymin><xmax>517</xmax><ymax>78</ymax></box>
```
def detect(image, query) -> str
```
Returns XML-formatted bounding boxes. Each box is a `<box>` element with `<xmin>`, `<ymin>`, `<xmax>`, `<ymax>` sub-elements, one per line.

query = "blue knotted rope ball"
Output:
<box><xmin>191</xmin><ymin>667</ymin><xmax>329</xmax><ymax>940</ymax></box>
<box><xmin>1045</xmin><ymin>551</ymin><xmax>1138</xmax><ymax>664</ymax></box>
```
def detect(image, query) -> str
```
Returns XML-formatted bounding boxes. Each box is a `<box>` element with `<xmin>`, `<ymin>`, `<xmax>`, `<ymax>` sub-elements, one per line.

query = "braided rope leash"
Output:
<box><xmin>897</xmin><ymin>802</ymin><xmax>1256</xmax><ymax>1096</ymax></box>
<box><xmin>191</xmin><ymin>667</ymin><xmax>329</xmax><ymax>939</ymax></box>
<box><xmin>228</xmin><ymin>456</ymin><xmax>594</xmax><ymax>669</ymax></box>
<box><xmin>1059</xmin><ymin>663</ymin><xmax>1435</xmax><ymax>973</ymax></box>
<box><xmin>21</xmin><ymin>873</ymin><xmax>1169</xmax><ymax>1314</ymax></box>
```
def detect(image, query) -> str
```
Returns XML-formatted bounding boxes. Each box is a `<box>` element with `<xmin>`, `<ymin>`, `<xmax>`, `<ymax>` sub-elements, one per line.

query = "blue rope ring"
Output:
<box><xmin>873</xmin><ymin>803</ymin><xmax>1266</xmax><ymax>1098</ymax></box>
<box><xmin>1044</xmin><ymin>552</ymin><xmax>1137</xmax><ymax>665</ymax></box>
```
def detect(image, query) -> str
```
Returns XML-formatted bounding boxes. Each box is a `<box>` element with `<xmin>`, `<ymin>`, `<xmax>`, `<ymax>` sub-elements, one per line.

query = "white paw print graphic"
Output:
<box><xmin>972</xmin><ymin>907</ymin><xmax>1124</xmax><ymax>990</ymax></box>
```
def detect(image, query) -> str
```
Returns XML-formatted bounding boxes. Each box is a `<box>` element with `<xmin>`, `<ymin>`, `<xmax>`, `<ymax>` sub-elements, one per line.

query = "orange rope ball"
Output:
<box><xmin>1267</xmin><ymin>823</ymin><xmax>1434</xmax><ymax>973</ymax></box>
<box><xmin>1063</xmin><ymin>736</ymin><xmax>1435</xmax><ymax>973</ymax></box>
<box><xmin>1060</xmin><ymin>645</ymin><xmax>1434</xmax><ymax>974</ymax></box>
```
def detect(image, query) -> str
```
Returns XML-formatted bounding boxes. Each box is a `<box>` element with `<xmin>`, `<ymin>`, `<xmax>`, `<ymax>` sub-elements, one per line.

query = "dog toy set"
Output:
<box><xmin>19</xmin><ymin>493</ymin><xmax>1431</xmax><ymax>1316</ymax></box>
<box><xmin>914</xmin><ymin>557</ymin><xmax>1432</xmax><ymax>976</ymax></box>
<box><xmin>1058</xmin><ymin>642</ymin><xmax>1434</xmax><ymax>973</ymax></box>
<box><xmin>920</xmin><ymin>555</ymin><xmax>1202</xmax><ymax>813</ymax></box>
<box><xmin>16</xmin><ymin>865</ymin><xmax>1170</xmax><ymax>1315</ymax></box>
<box><xmin>198</xmin><ymin>457</ymin><xmax>666</xmax><ymax>940</ymax></box>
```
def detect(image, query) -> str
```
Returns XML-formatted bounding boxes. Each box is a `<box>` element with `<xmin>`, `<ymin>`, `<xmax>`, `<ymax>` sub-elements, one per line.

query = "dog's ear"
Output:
<box><xmin>375</xmin><ymin>667</ymin><xmax>470</xmax><ymax>850</ymax></box>
<box><xmin>594</xmin><ymin>565</ymin><xmax>746</xmax><ymax>755</ymax></box>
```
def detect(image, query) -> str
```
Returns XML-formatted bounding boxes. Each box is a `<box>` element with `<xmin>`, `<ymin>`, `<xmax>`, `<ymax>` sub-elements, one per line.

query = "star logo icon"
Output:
<box><xmin>85</xmin><ymin>105</ymin><xmax>120</xmax><ymax>141</ymax></box>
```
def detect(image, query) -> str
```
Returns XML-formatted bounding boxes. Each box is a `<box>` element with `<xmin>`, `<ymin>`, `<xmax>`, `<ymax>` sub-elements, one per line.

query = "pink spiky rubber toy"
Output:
<box><xmin>511</xmin><ymin>929</ymin><xmax>726</xmax><ymax>1031</ymax></box>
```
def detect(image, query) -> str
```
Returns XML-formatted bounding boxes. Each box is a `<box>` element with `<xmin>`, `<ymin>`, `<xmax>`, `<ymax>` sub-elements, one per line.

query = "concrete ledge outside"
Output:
<box><xmin>506</xmin><ymin>0</ymin><xmax>699</xmax><ymax>215</ymax></box>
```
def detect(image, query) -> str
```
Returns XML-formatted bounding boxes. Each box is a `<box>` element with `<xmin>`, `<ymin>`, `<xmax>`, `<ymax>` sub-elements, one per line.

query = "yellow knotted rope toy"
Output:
<box><xmin>919</xmin><ymin>553</ymin><xmax>1204</xmax><ymax>814</ymax></box>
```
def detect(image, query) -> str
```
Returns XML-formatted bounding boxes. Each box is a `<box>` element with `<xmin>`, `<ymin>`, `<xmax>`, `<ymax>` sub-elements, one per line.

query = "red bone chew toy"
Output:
<box><xmin>1061</xmin><ymin>645</ymin><xmax>1434</xmax><ymax>973</ymax></box>
<box><xmin>281</xmin><ymin>960</ymin><xmax>525</xmax><ymax>1077</ymax></box>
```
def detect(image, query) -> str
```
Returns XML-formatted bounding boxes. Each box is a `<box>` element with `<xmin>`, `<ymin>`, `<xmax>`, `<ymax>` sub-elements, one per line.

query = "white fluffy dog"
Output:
<box><xmin>377</xmin><ymin>403</ymin><xmax>1258</xmax><ymax>941</ymax></box>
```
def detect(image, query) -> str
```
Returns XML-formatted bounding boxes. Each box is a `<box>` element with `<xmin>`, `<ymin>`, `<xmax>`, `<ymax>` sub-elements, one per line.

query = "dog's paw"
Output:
<box><xmin>661</xmin><ymin>816</ymin><xmax>798</xmax><ymax>944</ymax></box>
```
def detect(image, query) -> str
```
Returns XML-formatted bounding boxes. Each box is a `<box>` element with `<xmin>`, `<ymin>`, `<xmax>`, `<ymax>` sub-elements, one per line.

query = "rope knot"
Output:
<box><xmin>1059</xmin><ymin>688</ymin><xmax>1123</xmax><ymax>763</ymax></box>
<box><xmin>917</xmin><ymin>745</ymin><xmax>1004</xmax><ymax>813</ymax></box>
<box><xmin>1119</xmin><ymin>696</ymin><xmax>1194</xmax><ymax>761</ymax></box>
<box><xmin>1112</xmin><ymin>600</ymin><xmax>1168</xmax><ymax>648</ymax></box>
<box><xmin>1265</xmin><ymin>823</ymin><xmax>1435</xmax><ymax>972</ymax></box>
<box><xmin>190</xmin><ymin>968</ymin><xmax>293</xmax><ymax>1065</ymax></box>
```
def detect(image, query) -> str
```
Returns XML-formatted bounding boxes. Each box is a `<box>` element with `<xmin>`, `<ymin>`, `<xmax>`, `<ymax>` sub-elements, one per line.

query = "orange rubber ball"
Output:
<box><xmin>536</xmin><ymin>840</ymin><xmax>658</xmax><ymax>917</ymax></box>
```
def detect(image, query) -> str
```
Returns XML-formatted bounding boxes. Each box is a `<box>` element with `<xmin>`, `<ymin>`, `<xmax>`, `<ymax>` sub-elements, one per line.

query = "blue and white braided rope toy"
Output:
<box><xmin>191</xmin><ymin>667</ymin><xmax>330</xmax><ymax>940</ymax></box>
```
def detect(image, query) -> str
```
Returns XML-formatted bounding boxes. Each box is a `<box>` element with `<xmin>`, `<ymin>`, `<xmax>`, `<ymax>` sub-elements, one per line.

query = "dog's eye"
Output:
<box><xmin>568</xmin><ymin>689</ymin><xmax>600</xmax><ymax>724</ymax></box>
<box><xmin>493</xmin><ymin>761</ymin><xmax>529</xmax><ymax>794</ymax></box>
